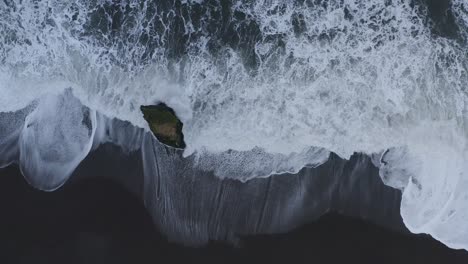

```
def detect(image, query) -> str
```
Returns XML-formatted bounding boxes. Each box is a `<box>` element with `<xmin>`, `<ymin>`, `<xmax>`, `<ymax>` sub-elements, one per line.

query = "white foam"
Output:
<box><xmin>19</xmin><ymin>90</ymin><xmax>96</xmax><ymax>191</ymax></box>
<box><xmin>192</xmin><ymin>147</ymin><xmax>329</xmax><ymax>182</ymax></box>
<box><xmin>2</xmin><ymin>0</ymin><xmax>468</xmax><ymax>250</ymax></box>
<box><xmin>0</xmin><ymin>0</ymin><xmax>426</xmax><ymax>159</ymax></box>
<box><xmin>382</xmin><ymin>121</ymin><xmax>468</xmax><ymax>250</ymax></box>
<box><xmin>453</xmin><ymin>0</ymin><xmax>468</xmax><ymax>40</ymax></box>
<box><xmin>0</xmin><ymin>107</ymin><xmax>32</xmax><ymax>168</ymax></box>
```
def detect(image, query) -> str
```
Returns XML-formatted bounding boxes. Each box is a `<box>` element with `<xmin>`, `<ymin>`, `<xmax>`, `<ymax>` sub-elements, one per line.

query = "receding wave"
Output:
<box><xmin>1</xmin><ymin>0</ymin><xmax>468</xmax><ymax>251</ymax></box>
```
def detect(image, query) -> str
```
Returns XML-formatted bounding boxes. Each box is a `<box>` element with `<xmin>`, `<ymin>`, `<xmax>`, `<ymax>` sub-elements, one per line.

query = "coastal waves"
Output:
<box><xmin>1</xmin><ymin>0</ymin><xmax>468</xmax><ymax>251</ymax></box>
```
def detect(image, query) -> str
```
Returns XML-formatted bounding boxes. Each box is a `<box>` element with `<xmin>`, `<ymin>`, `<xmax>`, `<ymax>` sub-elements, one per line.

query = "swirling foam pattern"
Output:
<box><xmin>1</xmin><ymin>0</ymin><xmax>468</xmax><ymax>250</ymax></box>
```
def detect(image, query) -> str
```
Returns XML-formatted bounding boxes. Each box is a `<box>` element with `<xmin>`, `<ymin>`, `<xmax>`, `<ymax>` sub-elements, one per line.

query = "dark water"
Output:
<box><xmin>1</xmin><ymin>160</ymin><xmax>468</xmax><ymax>263</ymax></box>
<box><xmin>1</xmin><ymin>1</ymin><xmax>467</xmax><ymax>262</ymax></box>
<box><xmin>81</xmin><ymin>0</ymin><xmax>466</xmax><ymax>69</ymax></box>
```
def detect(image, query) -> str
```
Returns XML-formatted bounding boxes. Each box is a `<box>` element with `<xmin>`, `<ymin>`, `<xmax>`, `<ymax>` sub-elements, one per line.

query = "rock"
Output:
<box><xmin>140</xmin><ymin>103</ymin><xmax>186</xmax><ymax>149</ymax></box>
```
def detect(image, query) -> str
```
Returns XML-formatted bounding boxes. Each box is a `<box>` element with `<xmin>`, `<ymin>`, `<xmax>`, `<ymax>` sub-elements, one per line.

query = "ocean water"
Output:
<box><xmin>1</xmin><ymin>0</ymin><xmax>468</xmax><ymax>251</ymax></box>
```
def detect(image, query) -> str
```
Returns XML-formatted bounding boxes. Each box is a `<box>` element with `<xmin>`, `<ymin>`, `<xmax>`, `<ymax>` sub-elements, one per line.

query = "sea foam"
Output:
<box><xmin>1</xmin><ymin>0</ymin><xmax>468</xmax><ymax>250</ymax></box>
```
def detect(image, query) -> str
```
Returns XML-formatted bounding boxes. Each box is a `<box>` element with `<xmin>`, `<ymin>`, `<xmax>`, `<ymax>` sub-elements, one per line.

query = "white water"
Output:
<box><xmin>19</xmin><ymin>90</ymin><xmax>97</xmax><ymax>191</ymax></box>
<box><xmin>1</xmin><ymin>0</ymin><xmax>468</xmax><ymax>250</ymax></box>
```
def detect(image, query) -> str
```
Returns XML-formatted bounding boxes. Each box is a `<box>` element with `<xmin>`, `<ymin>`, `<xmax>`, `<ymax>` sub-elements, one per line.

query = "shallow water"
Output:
<box><xmin>2</xmin><ymin>0</ymin><xmax>468</xmax><ymax>250</ymax></box>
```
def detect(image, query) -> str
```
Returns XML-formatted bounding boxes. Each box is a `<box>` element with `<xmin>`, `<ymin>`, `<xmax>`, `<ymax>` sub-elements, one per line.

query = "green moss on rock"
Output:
<box><xmin>140</xmin><ymin>103</ymin><xmax>186</xmax><ymax>149</ymax></box>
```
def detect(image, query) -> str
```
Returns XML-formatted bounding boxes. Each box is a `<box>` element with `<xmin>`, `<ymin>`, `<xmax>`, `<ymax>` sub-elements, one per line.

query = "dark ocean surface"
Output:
<box><xmin>2</xmin><ymin>0</ymin><xmax>468</xmax><ymax>262</ymax></box>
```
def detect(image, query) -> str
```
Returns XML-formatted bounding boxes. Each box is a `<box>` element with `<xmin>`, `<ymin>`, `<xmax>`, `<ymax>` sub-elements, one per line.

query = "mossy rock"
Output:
<box><xmin>140</xmin><ymin>103</ymin><xmax>186</xmax><ymax>149</ymax></box>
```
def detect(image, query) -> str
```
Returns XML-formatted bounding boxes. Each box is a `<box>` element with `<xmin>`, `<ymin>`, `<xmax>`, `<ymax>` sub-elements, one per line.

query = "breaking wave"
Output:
<box><xmin>1</xmin><ymin>0</ymin><xmax>468</xmax><ymax>250</ymax></box>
